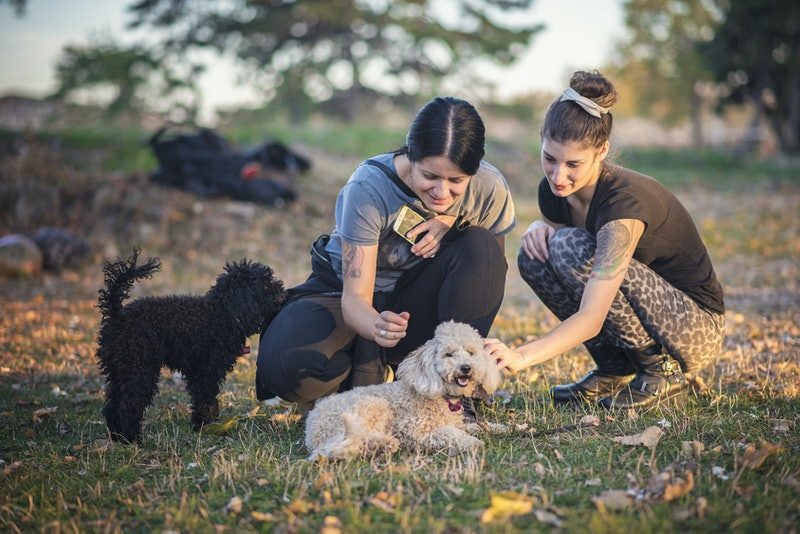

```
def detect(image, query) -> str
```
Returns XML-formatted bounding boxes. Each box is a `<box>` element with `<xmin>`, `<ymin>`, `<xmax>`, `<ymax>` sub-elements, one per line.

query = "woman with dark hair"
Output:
<box><xmin>257</xmin><ymin>96</ymin><xmax>515</xmax><ymax>404</ymax></box>
<box><xmin>486</xmin><ymin>71</ymin><xmax>725</xmax><ymax>410</ymax></box>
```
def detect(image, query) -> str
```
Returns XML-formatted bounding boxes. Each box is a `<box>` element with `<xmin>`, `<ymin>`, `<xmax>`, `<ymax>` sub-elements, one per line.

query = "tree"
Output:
<box><xmin>700</xmin><ymin>0</ymin><xmax>800</xmax><ymax>154</ymax></box>
<box><xmin>126</xmin><ymin>0</ymin><xmax>542</xmax><ymax>121</ymax></box>
<box><xmin>53</xmin><ymin>37</ymin><xmax>200</xmax><ymax>121</ymax></box>
<box><xmin>611</xmin><ymin>0</ymin><xmax>722</xmax><ymax>146</ymax></box>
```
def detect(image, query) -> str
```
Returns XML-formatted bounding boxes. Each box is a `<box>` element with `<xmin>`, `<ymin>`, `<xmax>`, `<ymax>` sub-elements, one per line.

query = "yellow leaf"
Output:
<box><xmin>202</xmin><ymin>416</ymin><xmax>240</xmax><ymax>435</ymax></box>
<box><xmin>741</xmin><ymin>440</ymin><xmax>783</xmax><ymax>470</ymax></box>
<box><xmin>226</xmin><ymin>496</ymin><xmax>243</xmax><ymax>514</ymax></box>
<box><xmin>480</xmin><ymin>491</ymin><xmax>535</xmax><ymax>523</ymax></box>
<box><xmin>612</xmin><ymin>426</ymin><xmax>663</xmax><ymax>448</ymax></box>
<box><xmin>32</xmin><ymin>406</ymin><xmax>57</xmax><ymax>423</ymax></box>
<box><xmin>287</xmin><ymin>498</ymin><xmax>316</xmax><ymax>515</ymax></box>
<box><xmin>270</xmin><ymin>412</ymin><xmax>302</xmax><ymax>424</ymax></box>
<box><xmin>662</xmin><ymin>471</ymin><xmax>695</xmax><ymax>502</ymax></box>
<box><xmin>250</xmin><ymin>511</ymin><xmax>275</xmax><ymax>522</ymax></box>
<box><xmin>321</xmin><ymin>515</ymin><xmax>343</xmax><ymax>534</ymax></box>
<box><xmin>592</xmin><ymin>490</ymin><xmax>634</xmax><ymax>511</ymax></box>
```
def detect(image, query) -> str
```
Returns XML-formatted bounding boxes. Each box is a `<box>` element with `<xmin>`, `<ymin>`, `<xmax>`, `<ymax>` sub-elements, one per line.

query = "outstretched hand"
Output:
<box><xmin>484</xmin><ymin>338</ymin><xmax>529</xmax><ymax>373</ymax></box>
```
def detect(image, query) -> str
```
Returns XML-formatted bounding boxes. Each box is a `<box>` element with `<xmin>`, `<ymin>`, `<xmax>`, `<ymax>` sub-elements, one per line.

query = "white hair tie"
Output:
<box><xmin>559</xmin><ymin>87</ymin><xmax>609</xmax><ymax>118</ymax></box>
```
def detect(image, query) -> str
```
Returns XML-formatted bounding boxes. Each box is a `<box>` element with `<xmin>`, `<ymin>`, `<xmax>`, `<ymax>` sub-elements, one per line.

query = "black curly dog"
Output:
<box><xmin>96</xmin><ymin>248</ymin><xmax>285</xmax><ymax>443</ymax></box>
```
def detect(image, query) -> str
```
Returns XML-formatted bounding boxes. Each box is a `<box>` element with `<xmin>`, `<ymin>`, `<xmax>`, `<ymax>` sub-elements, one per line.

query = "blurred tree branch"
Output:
<box><xmin>124</xmin><ymin>0</ymin><xmax>544</xmax><ymax>121</ymax></box>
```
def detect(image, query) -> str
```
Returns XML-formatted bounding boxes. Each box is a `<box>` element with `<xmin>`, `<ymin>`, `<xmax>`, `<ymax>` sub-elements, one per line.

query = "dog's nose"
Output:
<box><xmin>459</xmin><ymin>364</ymin><xmax>472</xmax><ymax>374</ymax></box>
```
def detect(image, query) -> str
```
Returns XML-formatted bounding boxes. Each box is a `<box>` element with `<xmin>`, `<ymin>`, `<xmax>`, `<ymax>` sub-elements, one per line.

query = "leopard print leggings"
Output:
<box><xmin>517</xmin><ymin>227</ymin><xmax>724</xmax><ymax>373</ymax></box>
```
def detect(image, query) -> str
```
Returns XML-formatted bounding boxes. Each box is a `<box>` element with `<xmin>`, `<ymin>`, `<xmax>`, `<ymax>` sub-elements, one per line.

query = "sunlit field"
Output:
<box><xmin>1</xmin><ymin>124</ymin><xmax>798</xmax><ymax>532</ymax></box>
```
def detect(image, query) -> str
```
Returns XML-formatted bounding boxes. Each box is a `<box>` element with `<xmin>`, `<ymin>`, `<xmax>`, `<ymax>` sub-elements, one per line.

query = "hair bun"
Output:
<box><xmin>569</xmin><ymin>70</ymin><xmax>618</xmax><ymax>109</ymax></box>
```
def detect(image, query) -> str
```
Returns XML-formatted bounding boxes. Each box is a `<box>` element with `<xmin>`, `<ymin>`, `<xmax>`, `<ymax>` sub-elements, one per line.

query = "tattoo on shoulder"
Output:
<box><xmin>592</xmin><ymin>220</ymin><xmax>632</xmax><ymax>280</ymax></box>
<box><xmin>342</xmin><ymin>243</ymin><xmax>363</xmax><ymax>279</ymax></box>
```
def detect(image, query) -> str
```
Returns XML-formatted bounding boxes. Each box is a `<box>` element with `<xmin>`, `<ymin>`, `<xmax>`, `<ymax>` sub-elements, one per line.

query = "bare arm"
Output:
<box><xmin>492</xmin><ymin>219</ymin><xmax>645</xmax><ymax>371</ymax></box>
<box><xmin>340</xmin><ymin>241</ymin><xmax>408</xmax><ymax>347</ymax></box>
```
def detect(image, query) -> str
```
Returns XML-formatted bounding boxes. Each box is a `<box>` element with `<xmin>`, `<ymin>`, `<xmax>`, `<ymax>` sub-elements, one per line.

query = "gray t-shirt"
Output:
<box><xmin>326</xmin><ymin>152</ymin><xmax>516</xmax><ymax>292</ymax></box>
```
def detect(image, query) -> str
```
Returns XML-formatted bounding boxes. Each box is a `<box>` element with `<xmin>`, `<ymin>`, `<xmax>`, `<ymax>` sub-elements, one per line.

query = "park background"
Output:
<box><xmin>1</xmin><ymin>0</ymin><xmax>798</xmax><ymax>532</ymax></box>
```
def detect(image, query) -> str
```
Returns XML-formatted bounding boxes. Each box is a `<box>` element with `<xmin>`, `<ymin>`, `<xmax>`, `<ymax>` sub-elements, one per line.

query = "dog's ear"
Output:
<box><xmin>476</xmin><ymin>347</ymin><xmax>502</xmax><ymax>396</ymax></box>
<box><xmin>396</xmin><ymin>340</ymin><xmax>444</xmax><ymax>397</ymax></box>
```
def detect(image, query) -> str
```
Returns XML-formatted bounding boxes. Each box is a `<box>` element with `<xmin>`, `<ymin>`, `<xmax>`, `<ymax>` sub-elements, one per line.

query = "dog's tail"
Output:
<box><xmin>98</xmin><ymin>247</ymin><xmax>161</xmax><ymax>321</ymax></box>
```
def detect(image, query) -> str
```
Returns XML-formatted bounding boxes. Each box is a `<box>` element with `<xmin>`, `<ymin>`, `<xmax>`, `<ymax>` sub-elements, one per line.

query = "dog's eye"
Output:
<box><xmin>444</xmin><ymin>352</ymin><xmax>453</xmax><ymax>358</ymax></box>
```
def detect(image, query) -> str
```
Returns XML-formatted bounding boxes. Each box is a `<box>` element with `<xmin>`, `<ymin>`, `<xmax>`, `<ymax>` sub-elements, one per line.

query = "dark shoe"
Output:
<box><xmin>599</xmin><ymin>355</ymin><xmax>688</xmax><ymax>410</ymax></box>
<box><xmin>551</xmin><ymin>370</ymin><xmax>635</xmax><ymax>405</ymax></box>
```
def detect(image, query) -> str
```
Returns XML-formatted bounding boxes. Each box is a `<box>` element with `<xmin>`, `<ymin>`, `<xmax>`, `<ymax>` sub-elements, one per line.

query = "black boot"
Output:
<box><xmin>551</xmin><ymin>342</ymin><xmax>635</xmax><ymax>405</ymax></box>
<box><xmin>598</xmin><ymin>347</ymin><xmax>688</xmax><ymax>410</ymax></box>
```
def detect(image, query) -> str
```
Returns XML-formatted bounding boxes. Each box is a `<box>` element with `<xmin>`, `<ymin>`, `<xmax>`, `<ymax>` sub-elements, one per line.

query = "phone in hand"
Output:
<box><xmin>392</xmin><ymin>205</ymin><xmax>427</xmax><ymax>244</ymax></box>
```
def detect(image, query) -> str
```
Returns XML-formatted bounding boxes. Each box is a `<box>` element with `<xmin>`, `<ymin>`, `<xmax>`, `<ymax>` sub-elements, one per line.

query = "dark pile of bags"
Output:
<box><xmin>149</xmin><ymin>127</ymin><xmax>311</xmax><ymax>206</ymax></box>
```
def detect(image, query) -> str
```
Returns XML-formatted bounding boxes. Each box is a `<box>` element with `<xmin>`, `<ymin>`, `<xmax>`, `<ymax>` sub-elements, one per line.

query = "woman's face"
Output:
<box><xmin>409</xmin><ymin>155</ymin><xmax>472</xmax><ymax>213</ymax></box>
<box><xmin>541</xmin><ymin>138</ymin><xmax>609</xmax><ymax>198</ymax></box>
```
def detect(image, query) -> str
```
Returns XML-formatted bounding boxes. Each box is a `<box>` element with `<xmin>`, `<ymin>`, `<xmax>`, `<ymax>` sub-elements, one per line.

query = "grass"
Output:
<box><xmin>1</xmin><ymin>121</ymin><xmax>799</xmax><ymax>532</ymax></box>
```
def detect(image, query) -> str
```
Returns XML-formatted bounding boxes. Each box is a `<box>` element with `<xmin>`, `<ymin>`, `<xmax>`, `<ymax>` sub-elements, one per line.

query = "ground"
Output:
<box><xmin>0</xmin><ymin>126</ymin><xmax>798</xmax><ymax>532</ymax></box>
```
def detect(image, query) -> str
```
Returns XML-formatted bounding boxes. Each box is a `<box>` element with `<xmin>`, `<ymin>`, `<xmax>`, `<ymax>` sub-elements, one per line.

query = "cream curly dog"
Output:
<box><xmin>305</xmin><ymin>321</ymin><xmax>502</xmax><ymax>460</ymax></box>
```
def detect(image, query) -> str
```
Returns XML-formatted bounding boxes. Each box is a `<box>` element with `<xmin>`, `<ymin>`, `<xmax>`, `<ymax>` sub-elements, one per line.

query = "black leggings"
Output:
<box><xmin>256</xmin><ymin>227</ymin><xmax>507</xmax><ymax>402</ymax></box>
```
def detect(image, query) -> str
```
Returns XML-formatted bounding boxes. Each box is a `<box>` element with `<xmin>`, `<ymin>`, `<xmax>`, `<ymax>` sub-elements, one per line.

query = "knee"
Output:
<box><xmin>451</xmin><ymin>226</ymin><xmax>506</xmax><ymax>267</ymax></box>
<box><xmin>516</xmin><ymin>247</ymin><xmax>547</xmax><ymax>285</ymax></box>
<box><xmin>548</xmin><ymin>227</ymin><xmax>595</xmax><ymax>274</ymax></box>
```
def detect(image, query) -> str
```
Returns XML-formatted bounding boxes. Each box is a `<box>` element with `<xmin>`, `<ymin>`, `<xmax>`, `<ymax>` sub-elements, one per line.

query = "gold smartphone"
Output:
<box><xmin>393</xmin><ymin>205</ymin><xmax>427</xmax><ymax>244</ymax></box>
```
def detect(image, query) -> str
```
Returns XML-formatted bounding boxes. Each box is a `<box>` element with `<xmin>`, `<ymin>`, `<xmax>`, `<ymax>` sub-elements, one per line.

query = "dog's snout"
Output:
<box><xmin>459</xmin><ymin>364</ymin><xmax>472</xmax><ymax>375</ymax></box>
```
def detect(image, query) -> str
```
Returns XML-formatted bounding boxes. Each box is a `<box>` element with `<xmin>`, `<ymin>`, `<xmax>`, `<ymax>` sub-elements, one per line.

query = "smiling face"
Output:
<box><xmin>541</xmin><ymin>138</ymin><xmax>609</xmax><ymax>198</ymax></box>
<box><xmin>408</xmin><ymin>156</ymin><xmax>472</xmax><ymax>213</ymax></box>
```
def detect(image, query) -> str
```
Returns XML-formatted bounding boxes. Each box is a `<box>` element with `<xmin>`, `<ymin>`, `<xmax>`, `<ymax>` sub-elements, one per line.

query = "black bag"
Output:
<box><xmin>148</xmin><ymin>127</ymin><xmax>302</xmax><ymax>206</ymax></box>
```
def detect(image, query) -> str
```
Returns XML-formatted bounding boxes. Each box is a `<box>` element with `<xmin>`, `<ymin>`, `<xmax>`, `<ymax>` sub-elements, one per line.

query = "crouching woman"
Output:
<box><xmin>487</xmin><ymin>71</ymin><xmax>725</xmax><ymax>409</ymax></box>
<box><xmin>257</xmin><ymin>96</ymin><xmax>515</xmax><ymax>404</ymax></box>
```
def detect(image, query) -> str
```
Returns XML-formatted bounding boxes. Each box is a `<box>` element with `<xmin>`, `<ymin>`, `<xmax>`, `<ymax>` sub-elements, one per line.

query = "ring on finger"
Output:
<box><xmin>379</xmin><ymin>329</ymin><xmax>387</xmax><ymax>338</ymax></box>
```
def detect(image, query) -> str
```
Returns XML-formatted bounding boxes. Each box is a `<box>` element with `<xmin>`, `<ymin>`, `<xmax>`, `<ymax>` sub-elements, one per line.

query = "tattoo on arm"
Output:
<box><xmin>342</xmin><ymin>243</ymin><xmax>363</xmax><ymax>279</ymax></box>
<box><xmin>592</xmin><ymin>220</ymin><xmax>633</xmax><ymax>280</ymax></box>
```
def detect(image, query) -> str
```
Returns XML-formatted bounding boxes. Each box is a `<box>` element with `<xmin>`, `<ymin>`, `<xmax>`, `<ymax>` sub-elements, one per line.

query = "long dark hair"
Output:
<box><xmin>541</xmin><ymin>71</ymin><xmax>618</xmax><ymax>149</ymax></box>
<box><xmin>398</xmin><ymin>96</ymin><xmax>486</xmax><ymax>175</ymax></box>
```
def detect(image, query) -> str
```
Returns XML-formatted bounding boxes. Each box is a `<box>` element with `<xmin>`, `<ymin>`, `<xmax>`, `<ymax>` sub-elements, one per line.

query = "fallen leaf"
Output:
<box><xmin>592</xmin><ymin>490</ymin><xmax>634</xmax><ymax>511</ymax></box>
<box><xmin>681</xmin><ymin>441</ymin><xmax>705</xmax><ymax>459</ymax></box>
<box><xmin>368</xmin><ymin>491</ymin><xmax>398</xmax><ymax>513</ymax></box>
<box><xmin>696</xmin><ymin>496</ymin><xmax>708</xmax><ymax>518</ymax></box>
<box><xmin>250</xmin><ymin>511</ymin><xmax>275</xmax><ymax>522</ymax></box>
<box><xmin>320</xmin><ymin>516</ymin><xmax>343</xmax><ymax>534</ymax></box>
<box><xmin>32</xmin><ymin>406</ymin><xmax>58</xmax><ymax>423</ymax></box>
<box><xmin>480</xmin><ymin>491</ymin><xmax>536</xmax><ymax>523</ymax></box>
<box><xmin>553</xmin><ymin>449</ymin><xmax>564</xmax><ymax>461</ymax></box>
<box><xmin>226</xmin><ymin>496</ymin><xmax>243</xmax><ymax>514</ymax></box>
<box><xmin>202</xmin><ymin>417</ymin><xmax>240</xmax><ymax>435</ymax></box>
<box><xmin>612</xmin><ymin>426</ymin><xmax>663</xmax><ymax>448</ymax></box>
<box><xmin>313</xmin><ymin>471</ymin><xmax>335</xmax><ymax>490</ymax></box>
<box><xmin>533</xmin><ymin>462</ymin><xmax>546</xmax><ymax>476</ymax></box>
<box><xmin>740</xmin><ymin>440</ymin><xmax>783</xmax><ymax>470</ymax></box>
<box><xmin>287</xmin><ymin>498</ymin><xmax>316</xmax><ymax>515</ymax></box>
<box><xmin>271</xmin><ymin>412</ymin><xmax>302</xmax><ymax>424</ymax></box>
<box><xmin>580</xmin><ymin>414</ymin><xmax>600</xmax><ymax>426</ymax></box>
<box><xmin>533</xmin><ymin>509</ymin><xmax>562</xmax><ymax>527</ymax></box>
<box><xmin>662</xmin><ymin>471</ymin><xmax>695</xmax><ymax>502</ymax></box>
<box><xmin>3</xmin><ymin>461</ymin><xmax>22</xmax><ymax>475</ymax></box>
<box><xmin>584</xmin><ymin>478</ymin><xmax>602</xmax><ymax>487</ymax></box>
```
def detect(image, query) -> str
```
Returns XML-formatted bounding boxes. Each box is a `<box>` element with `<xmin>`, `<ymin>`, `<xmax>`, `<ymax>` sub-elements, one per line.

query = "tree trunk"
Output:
<box><xmin>690</xmin><ymin>81</ymin><xmax>704</xmax><ymax>148</ymax></box>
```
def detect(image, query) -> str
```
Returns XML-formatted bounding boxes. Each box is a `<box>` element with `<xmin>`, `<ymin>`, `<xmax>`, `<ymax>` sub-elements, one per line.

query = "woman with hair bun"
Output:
<box><xmin>257</xmin><ymin>96</ymin><xmax>515</xmax><ymax>404</ymax></box>
<box><xmin>486</xmin><ymin>71</ymin><xmax>724</xmax><ymax>410</ymax></box>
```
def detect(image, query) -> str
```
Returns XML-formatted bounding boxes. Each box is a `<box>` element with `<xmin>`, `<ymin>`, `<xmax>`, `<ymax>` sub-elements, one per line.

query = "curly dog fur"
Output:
<box><xmin>305</xmin><ymin>321</ymin><xmax>502</xmax><ymax>459</ymax></box>
<box><xmin>96</xmin><ymin>248</ymin><xmax>285</xmax><ymax>443</ymax></box>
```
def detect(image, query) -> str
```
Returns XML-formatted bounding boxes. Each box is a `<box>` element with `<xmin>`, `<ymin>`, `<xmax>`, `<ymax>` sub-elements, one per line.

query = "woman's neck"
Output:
<box><xmin>393</xmin><ymin>153</ymin><xmax>412</xmax><ymax>185</ymax></box>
